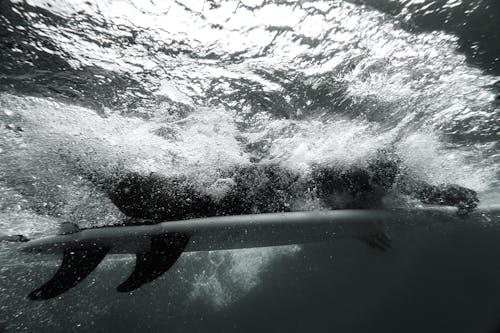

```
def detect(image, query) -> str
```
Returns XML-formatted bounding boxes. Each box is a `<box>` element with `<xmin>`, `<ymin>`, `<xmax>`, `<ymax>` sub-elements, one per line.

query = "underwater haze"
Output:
<box><xmin>0</xmin><ymin>0</ymin><xmax>499</xmax><ymax>332</ymax></box>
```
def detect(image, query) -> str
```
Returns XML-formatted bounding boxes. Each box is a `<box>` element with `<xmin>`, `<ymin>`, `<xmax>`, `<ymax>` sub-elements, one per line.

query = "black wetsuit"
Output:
<box><xmin>108</xmin><ymin>159</ymin><xmax>479</xmax><ymax>222</ymax></box>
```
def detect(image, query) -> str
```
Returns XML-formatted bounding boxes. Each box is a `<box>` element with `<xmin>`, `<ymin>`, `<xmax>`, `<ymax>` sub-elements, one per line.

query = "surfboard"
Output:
<box><xmin>20</xmin><ymin>207</ymin><xmax>500</xmax><ymax>301</ymax></box>
<box><xmin>22</xmin><ymin>206</ymin><xmax>499</xmax><ymax>254</ymax></box>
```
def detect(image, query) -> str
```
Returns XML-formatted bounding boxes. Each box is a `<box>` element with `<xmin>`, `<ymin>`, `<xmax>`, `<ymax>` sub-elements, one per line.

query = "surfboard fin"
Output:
<box><xmin>117</xmin><ymin>233</ymin><xmax>189</xmax><ymax>293</ymax></box>
<box><xmin>28</xmin><ymin>246</ymin><xmax>109</xmax><ymax>301</ymax></box>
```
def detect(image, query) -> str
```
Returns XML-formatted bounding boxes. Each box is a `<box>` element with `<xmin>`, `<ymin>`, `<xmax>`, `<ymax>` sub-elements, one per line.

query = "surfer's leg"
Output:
<box><xmin>108</xmin><ymin>172</ymin><xmax>215</xmax><ymax>221</ymax></box>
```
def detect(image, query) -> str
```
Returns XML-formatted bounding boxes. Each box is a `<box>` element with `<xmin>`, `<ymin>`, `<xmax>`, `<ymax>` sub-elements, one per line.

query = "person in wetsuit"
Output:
<box><xmin>107</xmin><ymin>155</ymin><xmax>479</xmax><ymax>223</ymax></box>
<box><xmin>25</xmin><ymin>154</ymin><xmax>480</xmax><ymax>300</ymax></box>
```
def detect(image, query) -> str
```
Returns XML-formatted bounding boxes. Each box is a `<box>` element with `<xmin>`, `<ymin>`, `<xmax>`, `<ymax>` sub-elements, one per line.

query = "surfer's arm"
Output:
<box><xmin>396</xmin><ymin>175</ymin><xmax>479</xmax><ymax>212</ymax></box>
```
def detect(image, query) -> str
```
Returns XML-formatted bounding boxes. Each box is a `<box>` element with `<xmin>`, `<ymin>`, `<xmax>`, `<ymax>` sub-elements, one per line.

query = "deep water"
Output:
<box><xmin>0</xmin><ymin>0</ymin><xmax>499</xmax><ymax>332</ymax></box>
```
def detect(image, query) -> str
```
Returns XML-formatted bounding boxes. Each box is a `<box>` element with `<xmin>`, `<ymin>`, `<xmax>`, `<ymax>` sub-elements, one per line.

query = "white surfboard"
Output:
<box><xmin>22</xmin><ymin>206</ymin><xmax>499</xmax><ymax>254</ymax></box>
<box><xmin>21</xmin><ymin>207</ymin><xmax>500</xmax><ymax>301</ymax></box>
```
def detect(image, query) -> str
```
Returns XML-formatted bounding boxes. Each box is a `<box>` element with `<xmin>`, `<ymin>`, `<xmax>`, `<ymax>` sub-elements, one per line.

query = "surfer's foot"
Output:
<box><xmin>358</xmin><ymin>232</ymin><xmax>392</xmax><ymax>251</ymax></box>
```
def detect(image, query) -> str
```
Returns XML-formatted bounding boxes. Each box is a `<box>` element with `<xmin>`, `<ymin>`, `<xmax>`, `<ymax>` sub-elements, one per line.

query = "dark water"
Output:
<box><xmin>0</xmin><ymin>0</ymin><xmax>499</xmax><ymax>332</ymax></box>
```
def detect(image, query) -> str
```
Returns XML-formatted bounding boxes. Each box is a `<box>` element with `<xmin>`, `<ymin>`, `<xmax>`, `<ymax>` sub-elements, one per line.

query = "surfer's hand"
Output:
<box><xmin>440</xmin><ymin>184</ymin><xmax>479</xmax><ymax>213</ymax></box>
<box><xmin>358</xmin><ymin>232</ymin><xmax>392</xmax><ymax>251</ymax></box>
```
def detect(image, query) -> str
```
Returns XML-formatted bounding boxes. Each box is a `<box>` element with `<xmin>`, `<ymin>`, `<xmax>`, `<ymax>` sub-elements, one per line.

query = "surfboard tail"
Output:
<box><xmin>28</xmin><ymin>233</ymin><xmax>189</xmax><ymax>301</ymax></box>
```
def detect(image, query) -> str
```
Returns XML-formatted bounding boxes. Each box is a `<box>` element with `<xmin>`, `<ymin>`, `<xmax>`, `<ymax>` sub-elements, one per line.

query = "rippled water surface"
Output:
<box><xmin>0</xmin><ymin>0</ymin><xmax>499</xmax><ymax>332</ymax></box>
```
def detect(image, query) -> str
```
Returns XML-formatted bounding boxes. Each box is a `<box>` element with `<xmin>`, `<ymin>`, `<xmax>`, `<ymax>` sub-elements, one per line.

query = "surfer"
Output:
<box><xmin>107</xmin><ymin>153</ymin><xmax>479</xmax><ymax>223</ymax></box>
<box><xmin>25</xmin><ymin>154</ymin><xmax>479</xmax><ymax>300</ymax></box>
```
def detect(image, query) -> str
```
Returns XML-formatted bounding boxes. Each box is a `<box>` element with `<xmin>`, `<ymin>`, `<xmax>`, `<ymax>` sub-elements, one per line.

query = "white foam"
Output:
<box><xmin>187</xmin><ymin>246</ymin><xmax>301</xmax><ymax>308</ymax></box>
<box><xmin>396</xmin><ymin>132</ymin><xmax>492</xmax><ymax>191</ymax></box>
<box><xmin>243</xmin><ymin>115</ymin><xmax>399</xmax><ymax>170</ymax></box>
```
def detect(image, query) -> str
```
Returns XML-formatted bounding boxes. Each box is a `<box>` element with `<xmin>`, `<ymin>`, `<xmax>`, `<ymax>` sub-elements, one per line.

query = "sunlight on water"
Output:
<box><xmin>0</xmin><ymin>0</ymin><xmax>498</xmax><ymax>331</ymax></box>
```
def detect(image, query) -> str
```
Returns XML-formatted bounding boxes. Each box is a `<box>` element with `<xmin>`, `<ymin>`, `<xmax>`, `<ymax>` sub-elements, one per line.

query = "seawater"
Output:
<box><xmin>0</xmin><ymin>0</ymin><xmax>499</xmax><ymax>332</ymax></box>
